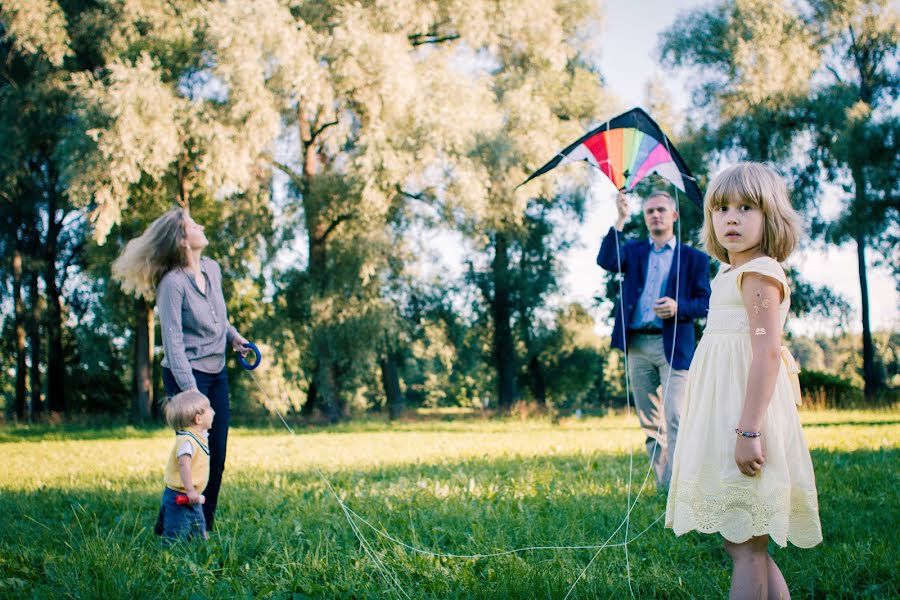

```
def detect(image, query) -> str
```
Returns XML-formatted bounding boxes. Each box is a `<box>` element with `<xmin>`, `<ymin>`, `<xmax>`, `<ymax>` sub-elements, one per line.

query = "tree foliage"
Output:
<box><xmin>661</xmin><ymin>0</ymin><xmax>898</xmax><ymax>398</ymax></box>
<box><xmin>0</xmin><ymin>0</ymin><xmax>894</xmax><ymax>420</ymax></box>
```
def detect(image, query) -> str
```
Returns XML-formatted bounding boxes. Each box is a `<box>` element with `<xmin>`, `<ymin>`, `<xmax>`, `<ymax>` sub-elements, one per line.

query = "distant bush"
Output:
<box><xmin>800</xmin><ymin>370</ymin><xmax>864</xmax><ymax>409</ymax></box>
<box><xmin>69</xmin><ymin>368</ymin><xmax>130</xmax><ymax>415</ymax></box>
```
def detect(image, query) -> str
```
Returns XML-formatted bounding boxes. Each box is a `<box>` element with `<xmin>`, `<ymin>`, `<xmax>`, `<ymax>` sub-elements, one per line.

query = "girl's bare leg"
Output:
<box><xmin>724</xmin><ymin>535</ymin><xmax>770</xmax><ymax>600</ymax></box>
<box><xmin>766</xmin><ymin>555</ymin><xmax>790</xmax><ymax>600</ymax></box>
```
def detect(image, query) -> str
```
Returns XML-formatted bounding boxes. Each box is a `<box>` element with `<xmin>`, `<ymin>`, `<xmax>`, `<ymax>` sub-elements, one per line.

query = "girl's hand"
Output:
<box><xmin>187</xmin><ymin>489</ymin><xmax>203</xmax><ymax>505</ymax></box>
<box><xmin>232</xmin><ymin>334</ymin><xmax>250</xmax><ymax>356</ymax></box>
<box><xmin>735</xmin><ymin>436</ymin><xmax>765</xmax><ymax>476</ymax></box>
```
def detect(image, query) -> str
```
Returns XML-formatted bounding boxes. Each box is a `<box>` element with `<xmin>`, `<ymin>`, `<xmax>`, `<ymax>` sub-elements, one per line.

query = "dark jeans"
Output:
<box><xmin>160</xmin><ymin>487</ymin><xmax>206</xmax><ymax>541</ymax></box>
<box><xmin>154</xmin><ymin>367</ymin><xmax>230</xmax><ymax>533</ymax></box>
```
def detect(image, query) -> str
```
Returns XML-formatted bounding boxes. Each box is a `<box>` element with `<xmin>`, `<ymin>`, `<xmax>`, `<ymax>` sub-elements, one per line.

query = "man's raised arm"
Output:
<box><xmin>597</xmin><ymin>191</ymin><xmax>630</xmax><ymax>272</ymax></box>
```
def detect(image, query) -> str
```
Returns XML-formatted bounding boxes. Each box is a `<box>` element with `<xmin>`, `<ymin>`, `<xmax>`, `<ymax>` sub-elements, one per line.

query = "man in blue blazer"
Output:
<box><xmin>597</xmin><ymin>190</ymin><xmax>711</xmax><ymax>489</ymax></box>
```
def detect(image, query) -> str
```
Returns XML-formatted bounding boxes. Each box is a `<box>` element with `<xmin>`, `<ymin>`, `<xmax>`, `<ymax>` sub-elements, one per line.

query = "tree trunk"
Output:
<box><xmin>380</xmin><ymin>349</ymin><xmax>404</xmax><ymax>420</ymax></box>
<box><xmin>316</xmin><ymin>356</ymin><xmax>340</xmax><ymax>424</ymax></box>
<box><xmin>151</xmin><ymin>347</ymin><xmax>162</xmax><ymax>420</ymax></box>
<box><xmin>851</xmin><ymin>166</ymin><xmax>883</xmax><ymax>400</ymax></box>
<box><xmin>44</xmin><ymin>191</ymin><xmax>67</xmax><ymax>414</ymax></box>
<box><xmin>307</xmin><ymin>224</ymin><xmax>343</xmax><ymax>421</ymax></box>
<box><xmin>13</xmin><ymin>250</ymin><xmax>27</xmax><ymax>421</ymax></box>
<box><xmin>527</xmin><ymin>355</ymin><xmax>547</xmax><ymax>406</ymax></box>
<box><xmin>28</xmin><ymin>270</ymin><xmax>42</xmax><ymax>417</ymax></box>
<box><xmin>854</xmin><ymin>229</ymin><xmax>880</xmax><ymax>399</ymax></box>
<box><xmin>299</xmin><ymin>100</ymin><xmax>343</xmax><ymax>423</ymax></box>
<box><xmin>45</xmin><ymin>264</ymin><xmax>66</xmax><ymax>413</ymax></box>
<box><xmin>301</xmin><ymin>378</ymin><xmax>318</xmax><ymax>417</ymax></box>
<box><xmin>132</xmin><ymin>297</ymin><xmax>154</xmax><ymax>422</ymax></box>
<box><xmin>491</xmin><ymin>231</ymin><xmax>517</xmax><ymax>409</ymax></box>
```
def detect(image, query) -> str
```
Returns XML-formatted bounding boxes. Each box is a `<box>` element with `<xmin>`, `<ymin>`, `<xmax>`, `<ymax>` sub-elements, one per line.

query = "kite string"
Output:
<box><xmin>554</xmin><ymin>120</ymin><xmax>641</xmax><ymax>598</ymax></box>
<box><xmin>345</xmin><ymin>502</ymin><xmax>665</xmax><ymax>559</ymax></box>
<box><xmin>530</xmin><ymin>114</ymin><xmax>691</xmax><ymax>595</ymax></box>
<box><xmin>243</xmin><ymin>171</ymin><xmax>686</xmax><ymax>595</ymax></box>
<box><xmin>246</xmin><ymin>367</ymin><xmax>667</xmax><ymax>599</ymax></box>
<box><xmin>247</xmin><ymin>368</ymin><xmax>664</xmax><ymax>559</ymax></box>
<box><xmin>562</xmin><ymin>209</ymin><xmax>636</xmax><ymax>600</ymax></box>
<box><xmin>245</xmin><ymin>370</ymin><xmax>410</xmax><ymax>600</ymax></box>
<box><xmin>559</xmin><ymin>163</ymin><xmax>684</xmax><ymax>598</ymax></box>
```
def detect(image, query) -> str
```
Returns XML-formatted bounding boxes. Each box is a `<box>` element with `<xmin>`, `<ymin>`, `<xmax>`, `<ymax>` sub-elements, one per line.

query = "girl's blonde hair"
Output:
<box><xmin>163</xmin><ymin>390</ymin><xmax>210</xmax><ymax>430</ymax></box>
<box><xmin>701</xmin><ymin>162</ymin><xmax>802</xmax><ymax>263</ymax></box>
<box><xmin>111</xmin><ymin>208</ymin><xmax>190</xmax><ymax>299</ymax></box>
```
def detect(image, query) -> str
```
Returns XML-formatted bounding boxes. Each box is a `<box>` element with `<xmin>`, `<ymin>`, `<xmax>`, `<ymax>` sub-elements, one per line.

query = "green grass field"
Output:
<box><xmin>1</xmin><ymin>409</ymin><xmax>897</xmax><ymax>599</ymax></box>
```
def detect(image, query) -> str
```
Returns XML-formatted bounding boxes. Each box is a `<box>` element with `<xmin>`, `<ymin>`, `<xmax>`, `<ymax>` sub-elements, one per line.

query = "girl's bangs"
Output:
<box><xmin>706</xmin><ymin>188</ymin><xmax>729</xmax><ymax>210</ymax></box>
<box><xmin>705</xmin><ymin>169</ymin><xmax>765</xmax><ymax>210</ymax></box>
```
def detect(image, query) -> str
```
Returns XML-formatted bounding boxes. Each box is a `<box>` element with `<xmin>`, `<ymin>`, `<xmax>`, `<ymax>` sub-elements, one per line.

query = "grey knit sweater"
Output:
<box><xmin>157</xmin><ymin>257</ymin><xmax>237</xmax><ymax>391</ymax></box>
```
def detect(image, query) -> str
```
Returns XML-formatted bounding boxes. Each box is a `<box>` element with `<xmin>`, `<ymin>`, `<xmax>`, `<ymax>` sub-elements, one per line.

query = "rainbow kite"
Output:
<box><xmin>520</xmin><ymin>108</ymin><xmax>702</xmax><ymax>208</ymax></box>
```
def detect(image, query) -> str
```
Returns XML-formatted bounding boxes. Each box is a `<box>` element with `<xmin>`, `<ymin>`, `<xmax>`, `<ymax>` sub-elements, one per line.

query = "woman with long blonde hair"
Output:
<box><xmin>113</xmin><ymin>207</ymin><xmax>248</xmax><ymax>534</ymax></box>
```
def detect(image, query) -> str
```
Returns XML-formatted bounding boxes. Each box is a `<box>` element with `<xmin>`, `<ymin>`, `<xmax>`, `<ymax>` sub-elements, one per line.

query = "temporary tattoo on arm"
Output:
<box><xmin>755</xmin><ymin>328</ymin><xmax>767</xmax><ymax>335</ymax></box>
<box><xmin>752</xmin><ymin>288</ymin><xmax>772</xmax><ymax>315</ymax></box>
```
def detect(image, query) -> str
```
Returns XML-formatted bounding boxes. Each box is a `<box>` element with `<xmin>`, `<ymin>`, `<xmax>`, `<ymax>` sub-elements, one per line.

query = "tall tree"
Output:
<box><xmin>802</xmin><ymin>0</ymin><xmax>899</xmax><ymax>398</ymax></box>
<box><xmin>661</xmin><ymin>0</ymin><xmax>898</xmax><ymax>397</ymax></box>
<box><xmin>1</xmin><ymin>0</ymin><xmax>85</xmax><ymax>414</ymax></box>
<box><xmin>188</xmin><ymin>0</ymin><xmax>519</xmax><ymax>419</ymax></box>
<box><xmin>512</xmin><ymin>198</ymin><xmax>578</xmax><ymax>406</ymax></box>
<box><xmin>117</xmin><ymin>0</ymin><xmax>608</xmax><ymax>419</ymax></box>
<box><xmin>51</xmin><ymin>2</ymin><xmax>273</xmax><ymax>419</ymax></box>
<box><xmin>441</xmin><ymin>0</ymin><xmax>608</xmax><ymax>409</ymax></box>
<box><xmin>661</xmin><ymin>0</ymin><xmax>818</xmax><ymax>162</ymax></box>
<box><xmin>12</xmin><ymin>249</ymin><xmax>27</xmax><ymax>419</ymax></box>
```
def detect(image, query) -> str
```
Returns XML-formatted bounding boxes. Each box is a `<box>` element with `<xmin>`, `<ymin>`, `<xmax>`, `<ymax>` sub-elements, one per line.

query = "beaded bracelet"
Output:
<box><xmin>735</xmin><ymin>428</ymin><xmax>761</xmax><ymax>438</ymax></box>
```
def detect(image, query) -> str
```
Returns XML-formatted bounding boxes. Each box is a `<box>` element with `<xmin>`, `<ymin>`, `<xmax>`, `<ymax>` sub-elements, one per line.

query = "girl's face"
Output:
<box><xmin>182</xmin><ymin>215</ymin><xmax>209</xmax><ymax>251</ymax></box>
<box><xmin>711</xmin><ymin>195</ymin><xmax>764</xmax><ymax>263</ymax></box>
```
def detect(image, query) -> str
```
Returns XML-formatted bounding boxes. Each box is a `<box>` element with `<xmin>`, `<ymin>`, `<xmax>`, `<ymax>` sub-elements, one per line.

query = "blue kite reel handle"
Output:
<box><xmin>237</xmin><ymin>342</ymin><xmax>262</xmax><ymax>371</ymax></box>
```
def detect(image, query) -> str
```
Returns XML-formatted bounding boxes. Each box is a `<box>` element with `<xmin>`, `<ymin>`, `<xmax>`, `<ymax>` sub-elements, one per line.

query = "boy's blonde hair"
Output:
<box><xmin>163</xmin><ymin>390</ymin><xmax>210</xmax><ymax>430</ymax></box>
<box><xmin>701</xmin><ymin>162</ymin><xmax>802</xmax><ymax>263</ymax></box>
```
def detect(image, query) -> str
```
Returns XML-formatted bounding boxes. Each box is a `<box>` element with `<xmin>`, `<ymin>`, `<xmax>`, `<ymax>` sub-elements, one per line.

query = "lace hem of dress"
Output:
<box><xmin>668</xmin><ymin>477</ymin><xmax>822</xmax><ymax>548</ymax></box>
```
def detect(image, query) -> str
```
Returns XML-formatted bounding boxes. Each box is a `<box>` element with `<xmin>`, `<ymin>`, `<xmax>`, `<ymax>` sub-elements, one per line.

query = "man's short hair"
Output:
<box><xmin>643</xmin><ymin>190</ymin><xmax>677</xmax><ymax>207</ymax></box>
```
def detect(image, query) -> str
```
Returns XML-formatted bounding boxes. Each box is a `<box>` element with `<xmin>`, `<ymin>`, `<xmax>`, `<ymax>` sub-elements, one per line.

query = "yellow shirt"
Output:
<box><xmin>163</xmin><ymin>429</ymin><xmax>210</xmax><ymax>493</ymax></box>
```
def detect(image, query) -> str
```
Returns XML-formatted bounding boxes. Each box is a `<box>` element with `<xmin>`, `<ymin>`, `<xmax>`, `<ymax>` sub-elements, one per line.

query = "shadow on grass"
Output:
<box><xmin>4</xmin><ymin>411</ymin><xmax>897</xmax><ymax>444</ymax></box>
<box><xmin>1</xmin><ymin>448</ymin><xmax>897</xmax><ymax>599</ymax></box>
<box><xmin>802</xmin><ymin>420</ymin><xmax>900</xmax><ymax>428</ymax></box>
<box><xmin>0</xmin><ymin>422</ymin><xmax>167</xmax><ymax>443</ymax></box>
<box><xmin>0</xmin><ymin>417</ymin><xmax>628</xmax><ymax>444</ymax></box>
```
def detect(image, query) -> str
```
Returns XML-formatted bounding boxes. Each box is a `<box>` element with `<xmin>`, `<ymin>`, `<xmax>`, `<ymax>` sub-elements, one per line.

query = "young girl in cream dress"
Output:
<box><xmin>665</xmin><ymin>163</ymin><xmax>822</xmax><ymax>599</ymax></box>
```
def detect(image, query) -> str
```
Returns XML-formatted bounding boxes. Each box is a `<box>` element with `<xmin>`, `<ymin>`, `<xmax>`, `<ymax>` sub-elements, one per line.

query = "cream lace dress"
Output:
<box><xmin>665</xmin><ymin>256</ymin><xmax>822</xmax><ymax>547</ymax></box>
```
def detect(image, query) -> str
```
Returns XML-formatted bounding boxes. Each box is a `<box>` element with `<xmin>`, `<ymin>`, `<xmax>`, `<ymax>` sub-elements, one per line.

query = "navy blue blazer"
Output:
<box><xmin>596</xmin><ymin>227</ymin><xmax>711</xmax><ymax>370</ymax></box>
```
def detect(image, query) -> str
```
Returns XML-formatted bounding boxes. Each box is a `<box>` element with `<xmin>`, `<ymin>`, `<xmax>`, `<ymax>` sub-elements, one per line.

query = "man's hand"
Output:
<box><xmin>614</xmin><ymin>191</ymin><xmax>629</xmax><ymax>231</ymax></box>
<box><xmin>653</xmin><ymin>297</ymin><xmax>677</xmax><ymax>319</ymax></box>
<box><xmin>735</xmin><ymin>436</ymin><xmax>765</xmax><ymax>477</ymax></box>
<box><xmin>232</xmin><ymin>334</ymin><xmax>250</xmax><ymax>356</ymax></box>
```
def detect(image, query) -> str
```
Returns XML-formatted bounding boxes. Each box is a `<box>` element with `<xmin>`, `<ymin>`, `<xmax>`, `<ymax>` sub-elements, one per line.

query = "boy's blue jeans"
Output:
<box><xmin>160</xmin><ymin>487</ymin><xmax>206</xmax><ymax>540</ymax></box>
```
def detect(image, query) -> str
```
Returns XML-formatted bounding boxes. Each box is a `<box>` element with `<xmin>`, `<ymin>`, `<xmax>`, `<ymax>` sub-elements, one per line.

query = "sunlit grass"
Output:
<box><xmin>1</xmin><ymin>408</ymin><xmax>897</xmax><ymax>599</ymax></box>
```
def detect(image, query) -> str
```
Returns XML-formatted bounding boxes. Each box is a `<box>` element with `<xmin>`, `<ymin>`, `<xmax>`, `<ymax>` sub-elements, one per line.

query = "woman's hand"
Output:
<box><xmin>232</xmin><ymin>334</ymin><xmax>250</xmax><ymax>356</ymax></box>
<box><xmin>735</xmin><ymin>436</ymin><xmax>765</xmax><ymax>476</ymax></box>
